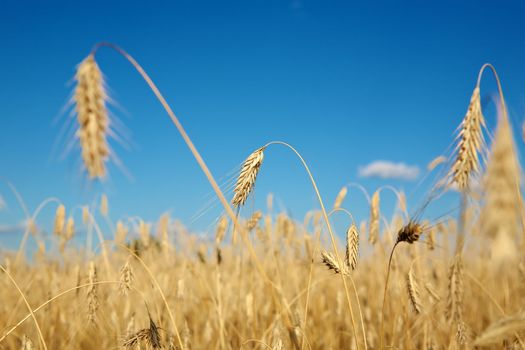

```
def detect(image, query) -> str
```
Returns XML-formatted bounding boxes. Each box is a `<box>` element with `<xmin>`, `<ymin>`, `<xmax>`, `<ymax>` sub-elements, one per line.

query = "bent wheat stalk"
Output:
<box><xmin>261</xmin><ymin>140</ymin><xmax>364</xmax><ymax>350</ymax></box>
<box><xmin>87</xmin><ymin>43</ymin><xmax>306</xmax><ymax>345</ymax></box>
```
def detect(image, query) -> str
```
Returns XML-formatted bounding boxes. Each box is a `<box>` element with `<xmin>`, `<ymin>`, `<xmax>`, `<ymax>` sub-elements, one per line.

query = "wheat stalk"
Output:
<box><xmin>21</xmin><ymin>335</ymin><xmax>34</xmax><ymax>350</ymax></box>
<box><xmin>75</xmin><ymin>55</ymin><xmax>110</xmax><ymax>179</ymax></box>
<box><xmin>232</xmin><ymin>147</ymin><xmax>265</xmax><ymax>207</ymax></box>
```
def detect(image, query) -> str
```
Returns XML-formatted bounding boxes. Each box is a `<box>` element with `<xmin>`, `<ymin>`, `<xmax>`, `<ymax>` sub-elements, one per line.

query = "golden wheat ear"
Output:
<box><xmin>74</xmin><ymin>55</ymin><xmax>110</xmax><ymax>179</ymax></box>
<box><xmin>231</xmin><ymin>147</ymin><xmax>265</xmax><ymax>207</ymax></box>
<box><xmin>450</xmin><ymin>85</ymin><xmax>486</xmax><ymax>190</ymax></box>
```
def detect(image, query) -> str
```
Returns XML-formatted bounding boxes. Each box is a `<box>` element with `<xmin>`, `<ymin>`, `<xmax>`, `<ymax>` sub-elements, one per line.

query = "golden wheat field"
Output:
<box><xmin>1</xmin><ymin>43</ymin><xmax>524</xmax><ymax>350</ymax></box>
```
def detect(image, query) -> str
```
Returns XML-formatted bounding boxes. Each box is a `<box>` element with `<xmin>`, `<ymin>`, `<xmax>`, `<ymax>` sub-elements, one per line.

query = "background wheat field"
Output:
<box><xmin>2</xmin><ymin>2</ymin><xmax>525</xmax><ymax>350</ymax></box>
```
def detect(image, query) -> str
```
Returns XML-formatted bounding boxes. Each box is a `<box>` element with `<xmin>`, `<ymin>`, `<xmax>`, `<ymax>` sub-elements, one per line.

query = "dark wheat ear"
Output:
<box><xmin>74</xmin><ymin>55</ymin><xmax>110</xmax><ymax>179</ymax></box>
<box><xmin>232</xmin><ymin>147</ymin><xmax>265</xmax><ymax>208</ymax></box>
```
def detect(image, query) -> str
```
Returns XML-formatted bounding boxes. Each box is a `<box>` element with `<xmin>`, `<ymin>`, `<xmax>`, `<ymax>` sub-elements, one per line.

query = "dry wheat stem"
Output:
<box><xmin>380</xmin><ymin>241</ymin><xmax>400</xmax><ymax>350</ymax></box>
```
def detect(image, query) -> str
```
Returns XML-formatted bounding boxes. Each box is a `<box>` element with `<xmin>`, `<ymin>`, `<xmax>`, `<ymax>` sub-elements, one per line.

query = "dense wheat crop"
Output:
<box><xmin>0</xmin><ymin>45</ymin><xmax>524</xmax><ymax>349</ymax></box>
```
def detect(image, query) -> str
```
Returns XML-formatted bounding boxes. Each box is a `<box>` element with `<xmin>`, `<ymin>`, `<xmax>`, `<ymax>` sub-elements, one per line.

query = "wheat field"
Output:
<box><xmin>0</xmin><ymin>44</ymin><xmax>524</xmax><ymax>350</ymax></box>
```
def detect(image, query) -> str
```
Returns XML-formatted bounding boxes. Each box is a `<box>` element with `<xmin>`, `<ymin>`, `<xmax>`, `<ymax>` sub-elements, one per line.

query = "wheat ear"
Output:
<box><xmin>74</xmin><ymin>55</ymin><xmax>110</xmax><ymax>179</ymax></box>
<box><xmin>450</xmin><ymin>86</ymin><xmax>485</xmax><ymax>190</ymax></box>
<box><xmin>406</xmin><ymin>264</ymin><xmax>422</xmax><ymax>314</ymax></box>
<box><xmin>231</xmin><ymin>147</ymin><xmax>265</xmax><ymax>207</ymax></box>
<box><xmin>345</xmin><ymin>224</ymin><xmax>359</xmax><ymax>271</ymax></box>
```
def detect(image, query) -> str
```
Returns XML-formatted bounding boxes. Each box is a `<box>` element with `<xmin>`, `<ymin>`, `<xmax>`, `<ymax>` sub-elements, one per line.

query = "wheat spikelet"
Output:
<box><xmin>65</xmin><ymin>217</ymin><xmax>75</xmax><ymax>241</ymax></box>
<box><xmin>450</xmin><ymin>86</ymin><xmax>485</xmax><ymax>190</ymax></box>
<box><xmin>426</xmin><ymin>227</ymin><xmax>435</xmax><ymax>250</ymax></box>
<box><xmin>246</xmin><ymin>211</ymin><xmax>262</xmax><ymax>231</ymax></box>
<box><xmin>321</xmin><ymin>250</ymin><xmax>348</xmax><ymax>275</ymax></box>
<box><xmin>21</xmin><ymin>335</ymin><xmax>34</xmax><ymax>350</ymax></box>
<box><xmin>53</xmin><ymin>204</ymin><xmax>66</xmax><ymax>236</ymax></box>
<box><xmin>424</xmin><ymin>282</ymin><xmax>441</xmax><ymax>303</ymax></box>
<box><xmin>119</xmin><ymin>260</ymin><xmax>134</xmax><ymax>295</ymax></box>
<box><xmin>333</xmin><ymin>186</ymin><xmax>348</xmax><ymax>209</ymax></box>
<box><xmin>232</xmin><ymin>147</ymin><xmax>265</xmax><ymax>207</ymax></box>
<box><xmin>122</xmin><ymin>329</ymin><xmax>150</xmax><ymax>349</ymax></box>
<box><xmin>75</xmin><ymin>55</ymin><xmax>110</xmax><ymax>179</ymax></box>
<box><xmin>480</xmin><ymin>112</ymin><xmax>521</xmax><ymax>260</ymax></box>
<box><xmin>345</xmin><ymin>224</ymin><xmax>358</xmax><ymax>271</ymax></box>
<box><xmin>100</xmin><ymin>194</ymin><xmax>109</xmax><ymax>217</ymax></box>
<box><xmin>396</xmin><ymin>222</ymin><xmax>423</xmax><ymax>244</ymax></box>
<box><xmin>60</xmin><ymin>217</ymin><xmax>75</xmax><ymax>252</ymax></box>
<box><xmin>87</xmin><ymin>261</ymin><xmax>99</xmax><ymax>323</ymax></box>
<box><xmin>215</xmin><ymin>216</ymin><xmax>228</xmax><ymax>245</ymax></box>
<box><xmin>369</xmin><ymin>191</ymin><xmax>380</xmax><ymax>244</ymax></box>
<box><xmin>116</xmin><ymin>221</ymin><xmax>129</xmax><ymax>244</ymax></box>
<box><xmin>406</xmin><ymin>266</ymin><xmax>422</xmax><ymax>314</ymax></box>
<box><xmin>182</xmin><ymin>319</ymin><xmax>191</xmax><ymax>350</ymax></box>
<box><xmin>447</xmin><ymin>255</ymin><xmax>463</xmax><ymax>323</ymax></box>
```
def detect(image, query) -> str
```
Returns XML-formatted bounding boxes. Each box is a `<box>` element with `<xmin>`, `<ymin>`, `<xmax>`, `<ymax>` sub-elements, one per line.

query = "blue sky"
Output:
<box><xmin>1</xmin><ymin>0</ymin><xmax>525</xmax><ymax>247</ymax></box>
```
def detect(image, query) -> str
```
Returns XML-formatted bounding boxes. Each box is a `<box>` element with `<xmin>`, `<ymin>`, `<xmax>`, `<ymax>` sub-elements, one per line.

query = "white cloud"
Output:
<box><xmin>358</xmin><ymin>161</ymin><xmax>420</xmax><ymax>181</ymax></box>
<box><xmin>0</xmin><ymin>221</ymin><xmax>27</xmax><ymax>234</ymax></box>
